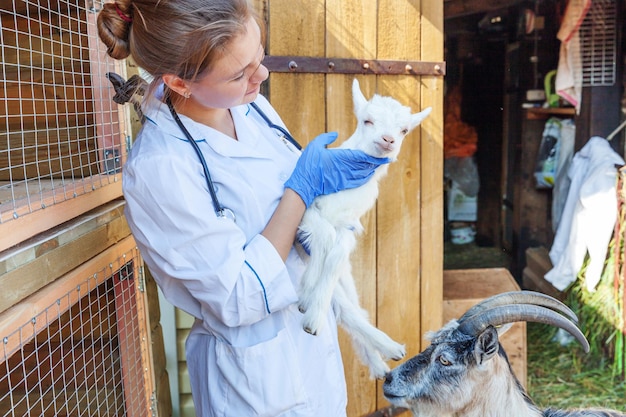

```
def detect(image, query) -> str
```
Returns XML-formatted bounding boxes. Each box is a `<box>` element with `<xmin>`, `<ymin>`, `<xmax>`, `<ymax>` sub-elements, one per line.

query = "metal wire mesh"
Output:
<box><xmin>580</xmin><ymin>0</ymin><xmax>617</xmax><ymax>87</ymax></box>
<box><xmin>0</xmin><ymin>0</ymin><xmax>127</xmax><ymax>224</ymax></box>
<box><xmin>0</xmin><ymin>248</ymin><xmax>150</xmax><ymax>417</ymax></box>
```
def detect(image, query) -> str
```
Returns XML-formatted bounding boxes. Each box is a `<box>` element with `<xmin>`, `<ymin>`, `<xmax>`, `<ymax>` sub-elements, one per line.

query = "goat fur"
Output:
<box><xmin>297</xmin><ymin>78</ymin><xmax>431</xmax><ymax>379</ymax></box>
<box><xmin>383</xmin><ymin>319</ymin><xmax>626</xmax><ymax>417</ymax></box>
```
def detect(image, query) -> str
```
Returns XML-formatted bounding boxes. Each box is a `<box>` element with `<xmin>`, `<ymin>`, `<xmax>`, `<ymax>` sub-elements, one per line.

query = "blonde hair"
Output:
<box><xmin>97</xmin><ymin>0</ymin><xmax>262</xmax><ymax>82</ymax></box>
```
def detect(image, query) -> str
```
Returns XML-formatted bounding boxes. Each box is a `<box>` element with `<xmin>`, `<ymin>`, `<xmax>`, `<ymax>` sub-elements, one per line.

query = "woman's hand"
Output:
<box><xmin>284</xmin><ymin>132</ymin><xmax>390</xmax><ymax>207</ymax></box>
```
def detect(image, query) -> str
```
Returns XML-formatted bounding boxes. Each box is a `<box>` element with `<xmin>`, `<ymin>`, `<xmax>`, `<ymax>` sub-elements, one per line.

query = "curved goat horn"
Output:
<box><xmin>456</xmin><ymin>304</ymin><xmax>590</xmax><ymax>353</ymax></box>
<box><xmin>458</xmin><ymin>291</ymin><xmax>578</xmax><ymax>323</ymax></box>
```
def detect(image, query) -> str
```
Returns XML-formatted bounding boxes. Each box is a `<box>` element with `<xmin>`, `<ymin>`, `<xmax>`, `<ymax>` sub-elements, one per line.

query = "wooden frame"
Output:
<box><xmin>0</xmin><ymin>1</ymin><xmax>126</xmax><ymax>253</ymax></box>
<box><xmin>0</xmin><ymin>236</ymin><xmax>155</xmax><ymax>416</ymax></box>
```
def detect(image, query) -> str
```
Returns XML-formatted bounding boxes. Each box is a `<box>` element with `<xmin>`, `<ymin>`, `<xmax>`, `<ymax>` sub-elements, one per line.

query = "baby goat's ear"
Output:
<box><xmin>473</xmin><ymin>325</ymin><xmax>500</xmax><ymax>365</ymax></box>
<box><xmin>352</xmin><ymin>78</ymin><xmax>368</xmax><ymax>112</ymax></box>
<box><xmin>410</xmin><ymin>107</ymin><xmax>432</xmax><ymax>130</ymax></box>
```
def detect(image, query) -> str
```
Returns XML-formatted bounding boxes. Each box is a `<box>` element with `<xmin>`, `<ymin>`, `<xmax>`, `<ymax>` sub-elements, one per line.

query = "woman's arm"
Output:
<box><xmin>261</xmin><ymin>188</ymin><xmax>306</xmax><ymax>261</ymax></box>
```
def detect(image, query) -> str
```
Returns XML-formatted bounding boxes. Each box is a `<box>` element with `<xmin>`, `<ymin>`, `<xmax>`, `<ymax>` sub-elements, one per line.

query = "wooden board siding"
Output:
<box><xmin>262</xmin><ymin>1</ymin><xmax>444</xmax><ymax>415</ymax></box>
<box><xmin>175</xmin><ymin>308</ymin><xmax>196</xmax><ymax>417</ymax></box>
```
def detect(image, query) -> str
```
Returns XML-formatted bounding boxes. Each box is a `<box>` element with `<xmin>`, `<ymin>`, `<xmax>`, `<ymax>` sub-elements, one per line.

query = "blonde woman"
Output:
<box><xmin>97</xmin><ymin>1</ymin><xmax>388</xmax><ymax>416</ymax></box>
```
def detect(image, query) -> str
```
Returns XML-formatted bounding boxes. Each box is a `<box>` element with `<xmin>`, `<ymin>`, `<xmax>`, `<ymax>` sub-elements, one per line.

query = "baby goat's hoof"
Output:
<box><xmin>298</xmin><ymin>304</ymin><xmax>307</xmax><ymax>314</ymax></box>
<box><xmin>303</xmin><ymin>326</ymin><xmax>317</xmax><ymax>336</ymax></box>
<box><xmin>380</xmin><ymin>342</ymin><xmax>406</xmax><ymax>362</ymax></box>
<box><xmin>369</xmin><ymin>363</ymin><xmax>391</xmax><ymax>380</ymax></box>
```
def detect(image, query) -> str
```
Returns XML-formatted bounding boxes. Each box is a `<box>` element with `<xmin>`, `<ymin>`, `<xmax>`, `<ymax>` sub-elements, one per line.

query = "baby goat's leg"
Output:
<box><xmin>297</xmin><ymin>213</ymin><xmax>335</xmax><ymax>315</ymax></box>
<box><xmin>300</xmin><ymin>228</ymin><xmax>354</xmax><ymax>335</ymax></box>
<box><xmin>334</xmin><ymin>272</ymin><xmax>405</xmax><ymax>378</ymax></box>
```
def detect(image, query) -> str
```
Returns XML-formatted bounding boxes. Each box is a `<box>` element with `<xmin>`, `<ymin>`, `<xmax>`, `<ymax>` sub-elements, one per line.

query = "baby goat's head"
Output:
<box><xmin>383</xmin><ymin>291</ymin><xmax>590</xmax><ymax>416</ymax></box>
<box><xmin>349</xmin><ymin>78</ymin><xmax>431</xmax><ymax>160</ymax></box>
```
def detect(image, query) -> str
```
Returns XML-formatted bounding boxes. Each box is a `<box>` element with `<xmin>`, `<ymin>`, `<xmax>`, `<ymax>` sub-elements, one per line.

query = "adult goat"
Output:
<box><xmin>383</xmin><ymin>291</ymin><xmax>625</xmax><ymax>417</ymax></box>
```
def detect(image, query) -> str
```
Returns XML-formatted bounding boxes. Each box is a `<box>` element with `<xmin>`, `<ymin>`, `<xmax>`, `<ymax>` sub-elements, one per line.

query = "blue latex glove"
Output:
<box><xmin>285</xmin><ymin>132</ymin><xmax>390</xmax><ymax>208</ymax></box>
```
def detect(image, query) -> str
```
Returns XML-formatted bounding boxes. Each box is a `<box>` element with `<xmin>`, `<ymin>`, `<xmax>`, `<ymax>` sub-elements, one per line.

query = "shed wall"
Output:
<box><xmin>263</xmin><ymin>1</ymin><xmax>443</xmax><ymax>413</ymax></box>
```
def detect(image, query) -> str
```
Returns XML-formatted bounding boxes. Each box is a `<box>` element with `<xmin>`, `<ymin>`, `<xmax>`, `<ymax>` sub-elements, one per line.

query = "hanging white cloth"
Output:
<box><xmin>545</xmin><ymin>136</ymin><xmax>624</xmax><ymax>292</ymax></box>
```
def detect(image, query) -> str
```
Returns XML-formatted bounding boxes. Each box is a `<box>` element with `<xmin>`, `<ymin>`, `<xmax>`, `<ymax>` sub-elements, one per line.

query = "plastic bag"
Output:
<box><xmin>535</xmin><ymin>118</ymin><xmax>562</xmax><ymax>188</ymax></box>
<box><xmin>444</xmin><ymin>156</ymin><xmax>480</xmax><ymax>197</ymax></box>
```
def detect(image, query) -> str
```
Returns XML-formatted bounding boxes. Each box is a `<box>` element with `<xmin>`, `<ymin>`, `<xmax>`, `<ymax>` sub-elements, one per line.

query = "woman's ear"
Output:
<box><xmin>162</xmin><ymin>74</ymin><xmax>190</xmax><ymax>98</ymax></box>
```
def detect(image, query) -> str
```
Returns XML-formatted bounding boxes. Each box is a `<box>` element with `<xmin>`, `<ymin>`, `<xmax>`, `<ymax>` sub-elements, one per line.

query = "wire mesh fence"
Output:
<box><xmin>1</xmin><ymin>0</ymin><xmax>127</xmax><ymax>246</ymax></box>
<box><xmin>0</xmin><ymin>243</ymin><xmax>152</xmax><ymax>417</ymax></box>
<box><xmin>580</xmin><ymin>0</ymin><xmax>617</xmax><ymax>87</ymax></box>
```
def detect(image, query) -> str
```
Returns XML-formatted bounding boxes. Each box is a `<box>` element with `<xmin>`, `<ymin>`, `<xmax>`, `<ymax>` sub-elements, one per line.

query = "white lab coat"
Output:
<box><xmin>545</xmin><ymin>136</ymin><xmax>624</xmax><ymax>292</ymax></box>
<box><xmin>123</xmin><ymin>94</ymin><xmax>348</xmax><ymax>417</ymax></box>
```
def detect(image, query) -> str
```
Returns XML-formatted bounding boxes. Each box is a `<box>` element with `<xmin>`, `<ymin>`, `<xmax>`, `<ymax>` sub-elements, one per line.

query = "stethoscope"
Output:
<box><xmin>165</xmin><ymin>96</ymin><xmax>302</xmax><ymax>222</ymax></box>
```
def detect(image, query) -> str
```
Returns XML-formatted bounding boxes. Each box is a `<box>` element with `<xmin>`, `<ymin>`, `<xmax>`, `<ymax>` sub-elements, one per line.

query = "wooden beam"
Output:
<box><xmin>444</xmin><ymin>0</ymin><xmax>523</xmax><ymax>19</ymax></box>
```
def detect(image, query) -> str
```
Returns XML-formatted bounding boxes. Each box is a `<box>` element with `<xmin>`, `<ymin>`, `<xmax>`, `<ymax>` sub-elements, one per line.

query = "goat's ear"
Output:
<box><xmin>410</xmin><ymin>107</ymin><xmax>432</xmax><ymax>130</ymax></box>
<box><xmin>473</xmin><ymin>326</ymin><xmax>499</xmax><ymax>365</ymax></box>
<box><xmin>352</xmin><ymin>78</ymin><xmax>368</xmax><ymax>112</ymax></box>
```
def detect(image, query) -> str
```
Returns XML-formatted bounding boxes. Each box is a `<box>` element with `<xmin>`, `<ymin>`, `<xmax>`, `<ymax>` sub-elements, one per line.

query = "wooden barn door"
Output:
<box><xmin>252</xmin><ymin>1</ymin><xmax>444</xmax><ymax>415</ymax></box>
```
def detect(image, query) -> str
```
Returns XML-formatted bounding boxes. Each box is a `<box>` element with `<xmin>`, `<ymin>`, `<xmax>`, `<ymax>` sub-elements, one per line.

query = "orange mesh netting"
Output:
<box><xmin>444</xmin><ymin>85</ymin><xmax>478</xmax><ymax>159</ymax></box>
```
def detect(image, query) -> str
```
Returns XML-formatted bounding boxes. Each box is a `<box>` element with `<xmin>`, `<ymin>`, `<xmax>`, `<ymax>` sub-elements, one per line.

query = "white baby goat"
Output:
<box><xmin>383</xmin><ymin>291</ymin><xmax>625</xmax><ymax>417</ymax></box>
<box><xmin>297</xmin><ymin>78</ymin><xmax>431</xmax><ymax>379</ymax></box>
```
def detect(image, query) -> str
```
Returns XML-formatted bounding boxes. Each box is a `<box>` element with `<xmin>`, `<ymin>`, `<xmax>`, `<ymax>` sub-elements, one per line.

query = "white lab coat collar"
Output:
<box><xmin>142</xmin><ymin>94</ymin><xmax>274</xmax><ymax>159</ymax></box>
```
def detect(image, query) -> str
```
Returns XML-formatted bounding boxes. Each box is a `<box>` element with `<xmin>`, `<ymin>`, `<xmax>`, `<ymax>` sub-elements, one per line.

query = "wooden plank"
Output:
<box><xmin>375</xmin><ymin>0</ymin><xmax>434</xmax><ymax>409</ymax></box>
<box><xmin>420</xmin><ymin>0</ymin><xmax>445</xmax><ymax>345</ymax></box>
<box><xmin>328</xmin><ymin>77</ymin><xmax>378</xmax><ymax>414</ymax></box>
<box><xmin>268</xmin><ymin>0</ymin><xmax>324</xmax><ymax>57</ymax></box>
<box><xmin>0</xmin><ymin>331</ymin><xmax>119</xmax><ymax>393</ymax></box>
<box><xmin>0</xmin><ymin>201</ymin><xmax>130</xmax><ymax>313</ymax></box>
<box><xmin>0</xmin><ymin>129</ymin><xmax>99</xmax><ymax>180</ymax></box>
<box><xmin>86</xmin><ymin>6</ymin><xmax>128</xmax><ymax>176</ymax></box>
<box><xmin>267</xmin><ymin>73</ymin><xmax>326</xmax><ymax>146</ymax></box>
<box><xmin>522</xmin><ymin>267</ymin><xmax>564</xmax><ymax>301</ymax></box>
<box><xmin>267</xmin><ymin>0</ymin><xmax>325</xmax><ymax>145</ymax></box>
<box><xmin>0</xmin><ymin>389</ymin><xmax>124</xmax><ymax>417</ymax></box>
<box><xmin>0</xmin><ymin>181</ymin><xmax>123</xmax><ymax>253</ymax></box>
<box><xmin>326</xmin><ymin>1</ymin><xmax>378</xmax><ymax>414</ymax></box>
<box><xmin>135</xmin><ymin>259</ymin><xmax>157</xmax><ymax>417</ymax></box>
<box><xmin>443</xmin><ymin>268</ymin><xmax>527</xmax><ymax>386</ymax></box>
<box><xmin>512</xmin><ymin>118</ymin><xmax>554</xmax><ymax>277</ymax></box>
<box><xmin>180</xmin><ymin>394</ymin><xmax>196</xmax><ymax>417</ymax></box>
<box><xmin>525</xmin><ymin>246</ymin><xmax>553</xmax><ymax>275</ymax></box>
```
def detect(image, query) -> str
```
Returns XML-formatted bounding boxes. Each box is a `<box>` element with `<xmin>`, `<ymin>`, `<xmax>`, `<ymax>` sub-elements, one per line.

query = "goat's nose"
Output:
<box><xmin>382</xmin><ymin>135</ymin><xmax>394</xmax><ymax>144</ymax></box>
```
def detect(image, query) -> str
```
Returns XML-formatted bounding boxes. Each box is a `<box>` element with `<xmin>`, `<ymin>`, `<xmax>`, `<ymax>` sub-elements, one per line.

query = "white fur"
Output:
<box><xmin>297</xmin><ymin>79</ymin><xmax>432</xmax><ymax>379</ymax></box>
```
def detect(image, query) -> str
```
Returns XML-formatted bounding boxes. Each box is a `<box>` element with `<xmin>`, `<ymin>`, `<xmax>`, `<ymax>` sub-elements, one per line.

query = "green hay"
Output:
<box><xmin>527</xmin><ymin>232</ymin><xmax>626</xmax><ymax>411</ymax></box>
<box><xmin>566</xmin><ymin>239</ymin><xmax>625</xmax><ymax>378</ymax></box>
<box><xmin>527</xmin><ymin>322</ymin><xmax>626</xmax><ymax>411</ymax></box>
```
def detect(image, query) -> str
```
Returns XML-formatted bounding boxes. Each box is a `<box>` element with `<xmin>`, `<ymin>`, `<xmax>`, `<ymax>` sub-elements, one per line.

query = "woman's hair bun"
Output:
<box><xmin>96</xmin><ymin>2</ymin><xmax>132</xmax><ymax>60</ymax></box>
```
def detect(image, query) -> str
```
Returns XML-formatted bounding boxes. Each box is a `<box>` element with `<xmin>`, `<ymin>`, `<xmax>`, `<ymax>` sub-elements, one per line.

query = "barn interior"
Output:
<box><xmin>442</xmin><ymin>0</ymin><xmax>625</xmax><ymax>283</ymax></box>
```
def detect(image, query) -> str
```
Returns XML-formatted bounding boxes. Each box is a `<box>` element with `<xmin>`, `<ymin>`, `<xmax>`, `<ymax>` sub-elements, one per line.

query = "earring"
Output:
<box><xmin>183</xmin><ymin>91</ymin><xmax>191</xmax><ymax>99</ymax></box>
